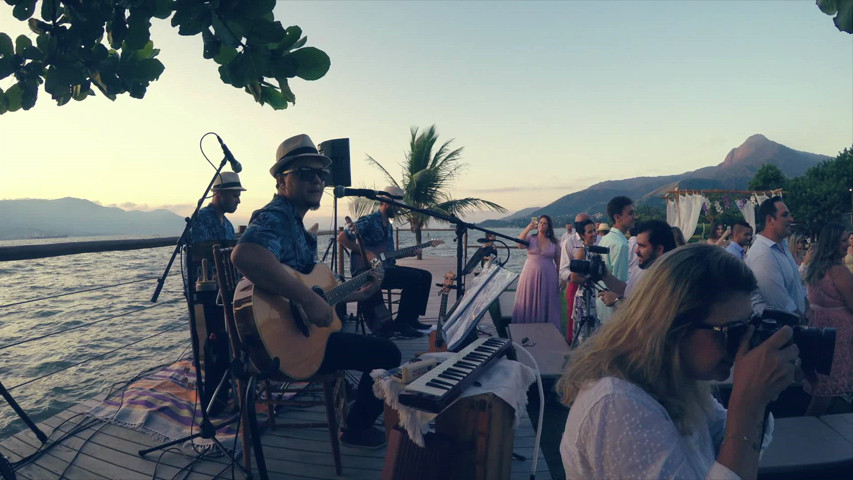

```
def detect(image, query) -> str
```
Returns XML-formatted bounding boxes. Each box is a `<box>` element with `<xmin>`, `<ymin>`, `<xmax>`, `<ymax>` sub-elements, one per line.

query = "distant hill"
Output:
<box><xmin>0</xmin><ymin>198</ymin><xmax>185</xmax><ymax>240</ymax></box>
<box><xmin>482</xmin><ymin>134</ymin><xmax>829</xmax><ymax>227</ymax></box>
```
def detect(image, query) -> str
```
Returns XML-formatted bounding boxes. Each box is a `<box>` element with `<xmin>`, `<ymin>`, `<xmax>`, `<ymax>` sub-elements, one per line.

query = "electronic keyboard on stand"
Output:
<box><xmin>398</xmin><ymin>337</ymin><xmax>511</xmax><ymax>413</ymax></box>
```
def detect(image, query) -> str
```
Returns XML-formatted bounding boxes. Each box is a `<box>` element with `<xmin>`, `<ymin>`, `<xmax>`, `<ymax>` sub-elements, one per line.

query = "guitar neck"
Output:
<box><xmin>324</xmin><ymin>269</ymin><xmax>374</xmax><ymax>306</ymax></box>
<box><xmin>386</xmin><ymin>241</ymin><xmax>434</xmax><ymax>261</ymax></box>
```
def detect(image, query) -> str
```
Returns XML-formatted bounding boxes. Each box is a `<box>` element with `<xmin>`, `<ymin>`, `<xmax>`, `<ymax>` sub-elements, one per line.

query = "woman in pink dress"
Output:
<box><xmin>512</xmin><ymin>215</ymin><xmax>562</xmax><ymax>330</ymax></box>
<box><xmin>803</xmin><ymin>222</ymin><xmax>853</xmax><ymax>415</ymax></box>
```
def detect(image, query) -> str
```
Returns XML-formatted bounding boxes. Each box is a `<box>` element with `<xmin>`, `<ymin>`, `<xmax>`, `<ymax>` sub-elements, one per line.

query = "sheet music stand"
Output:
<box><xmin>441</xmin><ymin>261</ymin><xmax>518</xmax><ymax>352</ymax></box>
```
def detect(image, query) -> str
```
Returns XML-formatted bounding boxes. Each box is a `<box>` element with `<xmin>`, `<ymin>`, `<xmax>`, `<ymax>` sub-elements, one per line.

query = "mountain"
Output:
<box><xmin>483</xmin><ymin>134</ymin><xmax>829</xmax><ymax>226</ymax></box>
<box><xmin>0</xmin><ymin>197</ymin><xmax>185</xmax><ymax>240</ymax></box>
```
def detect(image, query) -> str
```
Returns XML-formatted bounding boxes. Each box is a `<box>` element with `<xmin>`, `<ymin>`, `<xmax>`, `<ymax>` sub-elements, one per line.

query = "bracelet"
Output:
<box><xmin>723</xmin><ymin>433</ymin><xmax>761</xmax><ymax>452</ymax></box>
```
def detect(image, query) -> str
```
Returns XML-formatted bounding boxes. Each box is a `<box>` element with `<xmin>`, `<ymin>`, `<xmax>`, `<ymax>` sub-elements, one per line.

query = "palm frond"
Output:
<box><xmin>364</xmin><ymin>155</ymin><xmax>400</xmax><ymax>188</ymax></box>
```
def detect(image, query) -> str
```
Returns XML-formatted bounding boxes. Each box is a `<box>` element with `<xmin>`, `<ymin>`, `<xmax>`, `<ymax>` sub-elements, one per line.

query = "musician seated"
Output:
<box><xmin>337</xmin><ymin>186</ymin><xmax>433</xmax><ymax>339</ymax></box>
<box><xmin>191</xmin><ymin>171</ymin><xmax>245</xmax><ymax>242</ymax></box>
<box><xmin>232</xmin><ymin>134</ymin><xmax>401</xmax><ymax>449</ymax></box>
<box><xmin>557</xmin><ymin>244</ymin><xmax>799</xmax><ymax>479</ymax></box>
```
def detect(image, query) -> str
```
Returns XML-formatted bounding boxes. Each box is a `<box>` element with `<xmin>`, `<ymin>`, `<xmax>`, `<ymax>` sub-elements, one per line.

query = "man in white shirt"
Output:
<box><xmin>560</xmin><ymin>222</ymin><xmax>573</xmax><ymax>247</ymax></box>
<box><xmin>745</xmin><ymin>197</ymin><xmax>806</xmax><ymax>318</ymax></box>
<box><xmin>559</xmin><ymin>213</ymin><xmax>592</xmax><ymax>339</ymax></box>
<box><xmin>595</xmin><ymin>196</ymin><xmax>636</xmax><ymax>323</ymax></box>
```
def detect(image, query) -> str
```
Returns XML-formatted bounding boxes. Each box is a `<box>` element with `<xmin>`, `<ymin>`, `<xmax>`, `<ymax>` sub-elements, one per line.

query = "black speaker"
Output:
<box><xmin>319</xmin><ymin>138</ymin><xmax>351</xmax><ymax>187</ymax></box>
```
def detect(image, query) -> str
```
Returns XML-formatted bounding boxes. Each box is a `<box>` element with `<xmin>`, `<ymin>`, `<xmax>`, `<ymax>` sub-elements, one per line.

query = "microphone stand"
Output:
<box><xmin>144</xmin><ymin>157</ymin><xmax>250</xmax><ymax>477</ymax></box>
<box><xmin>361</xmin><ymin>193</ymin><xmax>527</xmax><ymax>299</ymax></box>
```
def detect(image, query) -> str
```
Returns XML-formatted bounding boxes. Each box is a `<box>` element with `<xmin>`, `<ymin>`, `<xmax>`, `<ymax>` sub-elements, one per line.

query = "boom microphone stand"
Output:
<box><xmin>372</xmin><ymin>194</ymin><xmax>526</xmax><ymax>300</ymax></box>
<box><xmin>144</xmin><ymin>156</ymin><xmax>249</xmax><ymax>477</ymax></box>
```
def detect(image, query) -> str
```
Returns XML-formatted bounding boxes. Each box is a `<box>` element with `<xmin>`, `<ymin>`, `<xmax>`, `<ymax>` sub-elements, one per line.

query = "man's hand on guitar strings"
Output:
<box><xmin>302</xmin><ymin>292</ymin><xmax>333</xmax><ymax>327</ymax></box>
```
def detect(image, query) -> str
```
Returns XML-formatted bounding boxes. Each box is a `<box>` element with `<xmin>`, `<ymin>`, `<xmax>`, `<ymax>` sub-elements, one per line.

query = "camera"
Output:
<box><xmin>569</xmin><ymin>245</ymin><xmax>609</xmax><ymax>283</ymax></box>
<box><xmin>750</xmin><ymin>310</ymin><xmax>836</xmax><ymax>375</ymax></box>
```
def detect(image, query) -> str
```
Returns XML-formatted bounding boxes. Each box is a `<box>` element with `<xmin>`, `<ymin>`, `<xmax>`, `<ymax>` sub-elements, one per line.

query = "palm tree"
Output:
<box><xmin>364</xmin><ymin>125</ymin><xmax>507</xmax><ymax>259</ymax></box>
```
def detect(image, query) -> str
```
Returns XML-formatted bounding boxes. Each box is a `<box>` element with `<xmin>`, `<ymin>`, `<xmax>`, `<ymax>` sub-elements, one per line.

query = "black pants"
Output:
<box><xmin>379</xmin><ymin>265</ymin><xmax>432</xmax><ymax>328</ymax></box>
<box><xmin>317</xmin><ymin>332</ymin><xmax>401</xmax><ymax>431</ymax></box>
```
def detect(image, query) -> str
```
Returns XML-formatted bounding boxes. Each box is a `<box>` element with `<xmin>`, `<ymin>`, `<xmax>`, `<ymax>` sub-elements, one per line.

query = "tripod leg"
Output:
<box><xmin>245</xmin><ymin>376</ymin><xmax>269</xmax><ymax>480</ymax></box>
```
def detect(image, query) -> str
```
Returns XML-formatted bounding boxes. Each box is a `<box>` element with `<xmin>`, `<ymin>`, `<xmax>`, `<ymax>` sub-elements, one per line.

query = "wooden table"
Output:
<box><xmin>758</xmin><ymin>414</ymin><xmax>853</xmax><ymax>476</ymax></box>
<box><xmin>508</xmin><ymin>323</ymin><xmax>571</xmax><ymax>379</ymax></box>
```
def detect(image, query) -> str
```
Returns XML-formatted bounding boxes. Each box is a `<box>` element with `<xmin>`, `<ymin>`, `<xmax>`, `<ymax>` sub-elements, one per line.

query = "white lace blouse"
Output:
<box><xmin>560</xmin><ymin>377</ymin><xmax>774</xmax><ymax>480</ymax></box>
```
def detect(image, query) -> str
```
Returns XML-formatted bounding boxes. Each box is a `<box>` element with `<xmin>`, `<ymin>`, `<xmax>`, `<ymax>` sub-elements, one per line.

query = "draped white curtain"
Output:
<box><xmin>739</xmin><ymin>193</ymin><xmax>771</xmax><ymax>231</ymax></box>
<box><xmin>666</xmin><ymin>194</ymin><xmax>705</xmax><ymax>241</ymax></box>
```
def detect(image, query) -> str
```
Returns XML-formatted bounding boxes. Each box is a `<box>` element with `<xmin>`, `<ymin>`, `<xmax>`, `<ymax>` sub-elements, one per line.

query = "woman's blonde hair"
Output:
<box><xmin>556</xmin><ymin>243</ymin><xmax>756</xmax><ymax>434</ymax></box>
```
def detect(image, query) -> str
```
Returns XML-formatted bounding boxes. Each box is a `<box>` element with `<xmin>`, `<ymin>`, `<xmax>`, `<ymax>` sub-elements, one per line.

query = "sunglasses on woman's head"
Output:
<box><xmin>281</xmin><ymin>167</ymin><xmax>330</xmax><ymax>183</ymax></box>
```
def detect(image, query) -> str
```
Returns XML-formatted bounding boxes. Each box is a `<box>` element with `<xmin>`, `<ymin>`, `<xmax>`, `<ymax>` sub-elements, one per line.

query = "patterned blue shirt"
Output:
<box><xmin>346</xmin><ymin>210</ymin><xmax>395</xmax><ymax>254</ymax></box>
<box><xmin>238</xmin><ymin>195</ymin><xmax>317</xmax><ymax>274</ymax></box>
<box><xmin>192</xmin><ymin>204</ymin><xmax>235</xmax><ymax>242</ymax></box>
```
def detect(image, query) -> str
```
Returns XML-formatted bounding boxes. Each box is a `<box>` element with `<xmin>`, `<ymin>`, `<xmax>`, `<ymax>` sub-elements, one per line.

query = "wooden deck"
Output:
<box><xmin>1</xmin><ymin>257</ymin><xmax>551</xmax><ymax>480</ymax></box>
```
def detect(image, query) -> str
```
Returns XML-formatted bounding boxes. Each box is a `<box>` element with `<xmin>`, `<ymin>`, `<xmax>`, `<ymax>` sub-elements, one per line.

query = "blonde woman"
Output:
<box><xmin>557</xmin><ymin>244</ymin><xmax>799</xmax><ymax>479</ymax></box>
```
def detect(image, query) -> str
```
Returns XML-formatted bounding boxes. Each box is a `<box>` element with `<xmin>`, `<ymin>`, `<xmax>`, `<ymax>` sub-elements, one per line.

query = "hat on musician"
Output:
<box><xmin>382</xmin><ymin>185</ymin><xmax>405</xmax><ymax>200</ymax></box>
<box><xmin>270</xmin><ymin>134</ymin><xmax>332</xmax><ymax>177</ymax></box>
<box><xmin>212</xmin><ymin>171</ymin><xmax>247</xmax><ymax>191</ymax></box>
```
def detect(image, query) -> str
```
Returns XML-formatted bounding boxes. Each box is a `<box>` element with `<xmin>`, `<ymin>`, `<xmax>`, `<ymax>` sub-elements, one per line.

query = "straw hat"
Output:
<box><xmin>597</xmin><ymin>222</ymin><xmax>610</xmax><ymax>232</ymax></box>
<box><xmin>212</xmin><ymin>171</ymin><xmax>246</xmax><ymax>191</ymax></box>
<box><xmin>270</xmin><ymin>134</ymin><xmax>332</xmax><ymax>177</ymax></box>
<box><xmin>382</xmin><ymin>185</ymin><xmax>405</xmax><ymax>199</ymax></box>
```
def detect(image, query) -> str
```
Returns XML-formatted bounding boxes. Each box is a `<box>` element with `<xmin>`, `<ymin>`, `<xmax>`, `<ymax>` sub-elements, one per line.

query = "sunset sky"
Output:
<box><xmin>1</xmin><ymin>1</ymin><xmax>851</xmax><ymax>229</ymax></box>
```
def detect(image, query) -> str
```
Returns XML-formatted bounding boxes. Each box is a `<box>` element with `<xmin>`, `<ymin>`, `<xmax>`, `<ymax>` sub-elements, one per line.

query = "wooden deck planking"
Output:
<box><xmin>3</xmin><ymin>256</ymin><xmax>551</xmax><ymax>479</ymax></box>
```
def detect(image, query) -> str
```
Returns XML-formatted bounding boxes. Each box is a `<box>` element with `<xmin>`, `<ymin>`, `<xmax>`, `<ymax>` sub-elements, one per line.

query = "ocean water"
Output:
<box><xmin>0</xmin><ymin>229</ymin><xmax>526</xmax><ymax>439</ymax></box>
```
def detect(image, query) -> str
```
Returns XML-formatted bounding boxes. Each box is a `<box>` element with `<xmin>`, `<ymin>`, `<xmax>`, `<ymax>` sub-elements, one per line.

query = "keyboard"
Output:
<box><xmin>397</xmin><ymin>337</ymin><xmax>511</xmax><ymax>413</ymax></box>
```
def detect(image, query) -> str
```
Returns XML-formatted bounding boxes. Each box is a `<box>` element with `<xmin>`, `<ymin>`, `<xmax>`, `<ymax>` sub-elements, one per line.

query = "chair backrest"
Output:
<box><xmin>212</xmin><ymin>246</ymin><xmax>244</xmax><ymax>356</ymax></box>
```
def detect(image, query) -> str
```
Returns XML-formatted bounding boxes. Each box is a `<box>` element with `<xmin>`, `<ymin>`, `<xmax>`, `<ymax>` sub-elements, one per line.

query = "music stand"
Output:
<box><xmin>441</xmin><ymin>261</ymin><xmax>518</xmax><ymax>352</ymax></box>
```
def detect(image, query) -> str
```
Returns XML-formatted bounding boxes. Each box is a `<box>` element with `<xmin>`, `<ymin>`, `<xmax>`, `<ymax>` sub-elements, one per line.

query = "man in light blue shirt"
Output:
<box><xmin>725</xmin><ymin>220</ymin><xmax>753</xmax><ymax>260</ymax></box>
<box><xmin>595</xmin><ymin>196</ymin><xmax>636</xmax><ymax>323</ymax></box>
<box><xmin>744</xmin><ymin>197</ymin><xmax>806</xmax><ymax>318</ymax></box>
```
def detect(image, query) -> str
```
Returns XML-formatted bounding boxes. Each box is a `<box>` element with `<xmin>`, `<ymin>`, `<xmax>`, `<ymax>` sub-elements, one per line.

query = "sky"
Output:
<box><xmin>1</xmin><ymin>1</ymin><xmax>851</xmax><ymax>230</ymax></box>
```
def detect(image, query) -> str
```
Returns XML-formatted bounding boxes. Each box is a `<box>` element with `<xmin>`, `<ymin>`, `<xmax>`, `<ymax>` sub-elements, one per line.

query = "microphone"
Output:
<box><xmin>333</xmin><ymin>186</ymin><xmax>390</xmax><ymax>198</ymax></box>
<box><xmin>215</xmin><ymin>135</ymin><xmax>242</xmax><ymax>173</ymax></box>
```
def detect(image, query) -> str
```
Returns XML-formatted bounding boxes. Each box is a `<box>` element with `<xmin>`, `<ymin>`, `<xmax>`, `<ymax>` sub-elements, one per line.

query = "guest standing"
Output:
<box><xmin>706</xmin><ymin>221</ymin><xmax>731</xmax><ymax>248</ymax></box>
<box><xmin>513</xmin><ymin>215</ymin><xmax>562</xmax><ymax>330</ymax></box>
<box><xmin>558</xmin><ymin>244</ymin><xmax>798</xmax><ymax>479</ymax></box>
<box><xmin>802</xmin><ymin>222</ymin><xmax>853</xmax><ymax>416</ymax></box>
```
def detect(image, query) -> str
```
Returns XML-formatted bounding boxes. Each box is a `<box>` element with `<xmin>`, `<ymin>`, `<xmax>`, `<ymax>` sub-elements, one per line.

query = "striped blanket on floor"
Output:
<box><xmin>87</xmin><ymin>359</ymin><xmax>250</xmax><ymax>452</ymax></box>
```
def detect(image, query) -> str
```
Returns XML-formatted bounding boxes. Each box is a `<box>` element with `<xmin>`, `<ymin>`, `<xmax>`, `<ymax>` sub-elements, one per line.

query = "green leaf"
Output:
<box><xmin>277</xmin><ymin>77</ymin><xmax>295</xmax><ymax>103</ymax></box>
<box><xmin>12</xmin><ymin>0</ymin><xmax>36</xmax><ymax>21</ymax></box>
<box><xmin>234</xmin><ymin>0</ymin><xmax>275</xmax><ymax>19</ymax></box>
<box><xmin>835</xmin><ymin>0</ymin><xmax>853</xmax><ymax>32</ymax></box>
<box><xmin>211</xmin><ymin>13</ymin><xmax>238</xmax><ymax>48</ymax></box>
<box><xmin>125</xmin><ymin>13</ymin><xmax>151</xmax><ymax>50</ymax></box>
<box><xmin>260</xmin><ymin>85</ymin><xmax>287</xmax><ymax>109</ymax></box>
<box><xmin>20</xmin><ymin>79</ymin><xmax>37</xmax><ymax>109</ymax></box>
<box><xmin>213</xmin><ymin>45</ymin><xmax>237</xmax><ymax>65</ymax></box>
<box><xmin>817</xmin><ymin>0</ymin><xmax>838</xmax><ymax>15</ymax></box>
<box><xmin>0</xmin><ymin>33</ymin><xmax>12</xmax><ymax>57</ymax></box>
<box><xmin>289</xmin><ymin>47</ymin><xmax>330</xmax><ymax>81</ymax></box>
<box><xmin>0</xmin><ymin>57</ymin><xmax>14</xmax><ymax>80</ymax></box>
<box><xmin>269</xmin><ymin>54</ymin><xmax>297</xmax><ymax>78</ymax></box>
<box><xmin>138</xmin><ymin>58</ymin><xmax>164</xmax><ymax>81</ymax></box>
<box><xmin>273</xmin><ymin>26</ymin><xmax>302</xmax><ymax>52</ymax></box>
<box><xmin>153</xmin><ymin>0</ymin><xmax>174</xmax><ymax>20</ymax></box>
<box><xmin>202</xmin><ymin>28</ymin><xmax>220</xmax><ymax>59</ymax></box>
<box><xmin>40</xmin><ymin>0</ymin><xmax>63</xmax><ymax>22</ymax></box>
<box><xmin>14</xmin><ymin>35</ymin><xmax>32</xmax><ymax>55</ymax></box>
<box><xmin>108</xmin><ymin>9</ymin><xmax>128</xmax><ymax>49</ymax></box>
<box><xmin>5</xmin><ymin>83</ymin><xmax>23</xmax><ymax>111</ymax></box>
<box><xmin>27</xmin><ymin>18</ymin><xmax>49</xmax><ymax>35</ymax></box>
<box><xmin>247</xmin><ymin>19</ymin><xmax>284</xmax><ymax>44</ymax></box>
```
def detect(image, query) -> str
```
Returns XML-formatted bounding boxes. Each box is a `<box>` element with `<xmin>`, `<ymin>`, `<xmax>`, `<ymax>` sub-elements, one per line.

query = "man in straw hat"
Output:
<box><xmin>337</xmin><ymin>185</ymin><xmax>433</xmax><ymax>339</ymax></box>
<box><xmin>232</xmin><ymin>134</ymin><xmax>400</xmax><ymax>449</ymax></box>
<box><xmin>191</xmin><ymin>171</ymin><xmax>246</xmax><ymax>242</ymax></box>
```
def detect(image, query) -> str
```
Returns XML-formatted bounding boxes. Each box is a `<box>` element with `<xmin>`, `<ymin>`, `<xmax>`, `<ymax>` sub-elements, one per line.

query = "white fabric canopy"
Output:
<box><xmin>667</xmin><ymin>194</ymin><xmax>705</xmax><ymax>241</ymax></box>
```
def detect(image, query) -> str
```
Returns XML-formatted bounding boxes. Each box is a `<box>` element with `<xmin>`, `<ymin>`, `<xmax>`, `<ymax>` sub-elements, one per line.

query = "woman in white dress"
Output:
<box><xmin>557</xmin><ymin>244</ymin><xmax>800</xmax><ymax>480</ymax></box>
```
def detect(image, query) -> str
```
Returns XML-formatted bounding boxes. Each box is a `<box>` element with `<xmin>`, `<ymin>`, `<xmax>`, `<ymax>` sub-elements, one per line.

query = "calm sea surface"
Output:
<box><xmin>0</xmin><ymin>229</ymin><xmax>526</xmax><ymax>438</ymax></box>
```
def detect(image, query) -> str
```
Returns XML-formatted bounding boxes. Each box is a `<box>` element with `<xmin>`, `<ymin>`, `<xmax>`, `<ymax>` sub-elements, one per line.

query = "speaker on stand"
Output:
<box><xmin>319</xmin><ymin>138</ymin><xmax>352</xmax><ymax>278</ymax></box>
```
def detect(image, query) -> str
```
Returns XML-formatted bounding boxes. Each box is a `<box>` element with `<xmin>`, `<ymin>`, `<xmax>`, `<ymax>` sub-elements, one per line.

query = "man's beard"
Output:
<box><xmin>638</xmin><ymin>256</ymin><xmax>656</xmax><ymax>270</ymax></box>
<box><xmin>309</xmin><ymin>201</ymin><xmax>321</xmax><ymax>211</ymax></box>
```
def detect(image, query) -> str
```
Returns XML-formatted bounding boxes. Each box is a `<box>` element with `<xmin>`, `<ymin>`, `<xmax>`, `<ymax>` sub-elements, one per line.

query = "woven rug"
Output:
<box><xmin>87</xmin><ymin>359</ymin><xmax>253</xmax><ymax>452</ymax></box>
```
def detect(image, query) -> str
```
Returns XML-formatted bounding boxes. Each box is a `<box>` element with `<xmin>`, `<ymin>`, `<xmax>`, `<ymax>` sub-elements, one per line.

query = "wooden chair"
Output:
<box><xmin>212</xmin><ymin>246</ymin><xmax>347</xmax><ymax>476</ymax></box>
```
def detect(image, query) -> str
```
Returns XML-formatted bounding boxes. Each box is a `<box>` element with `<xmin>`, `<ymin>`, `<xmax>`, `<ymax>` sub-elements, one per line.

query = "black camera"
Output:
<box><xmin>750</xmin><ymin>310</ymin><xmax>836</xmax><ymax>375</ymax></box>
<box><xmin>569</xmin><ymin>245</ymin><xmax>609</xmax><ymax>283</ymax></box>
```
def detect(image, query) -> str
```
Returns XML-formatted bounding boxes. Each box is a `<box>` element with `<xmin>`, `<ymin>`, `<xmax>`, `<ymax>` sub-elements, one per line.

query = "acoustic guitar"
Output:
<box><xmin>428</xmin><ymin>271</ymin><xmax>456</xmax><ymax>353</ymax></box>
<box><xmin>232</xmin><ymin>260</ymin><xmax>382</xmax><ymax>380</ymax></box>
<box><xmin>350</xmin><ymin>238</ymin><xmax>444</xmax><ymax>273</ymax></box>
<box><xmin>345</xmin><ymin>216</ymin><xmax>395</xmax><ymax>336</ymax></box>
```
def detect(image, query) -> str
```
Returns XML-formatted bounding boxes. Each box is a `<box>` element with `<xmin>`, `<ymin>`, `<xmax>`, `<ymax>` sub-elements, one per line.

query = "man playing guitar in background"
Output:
<box><xmin>231</xmin><ymin>134</ymin><xmax>401</xmax><ymax>449</ymax></box>
<box><xmin>337</xmin><ymin>186</ymin><xmax>433</xmax><ymax>338</ymax></box>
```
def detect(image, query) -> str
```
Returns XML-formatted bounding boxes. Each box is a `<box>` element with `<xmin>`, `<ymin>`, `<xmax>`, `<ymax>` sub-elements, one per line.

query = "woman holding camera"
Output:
<box><xmin>512</xmin><ymin>215</ymin><xmax>561</xmax><ymax>329</ymax></box>
<box><xmin>802</xmin><ymin>222</ymin><xmax>853</xmax><ymax>416</ymax></box>
<box><xmin>558</xmin><ymin>244</ymin><xmax>799</xmax><ymax>479</ymax></box>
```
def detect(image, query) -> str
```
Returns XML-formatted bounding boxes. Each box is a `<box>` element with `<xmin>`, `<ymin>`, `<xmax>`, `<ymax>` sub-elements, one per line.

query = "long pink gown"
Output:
<box><xmin>804</xmin><ymin>272</ymin><xmax>853</xmax><ymax>400</ymax></box>
<box><xmin>512</xmin><ymin>234</ymin><xmax>561</xmax><ymax>330</ymax></box>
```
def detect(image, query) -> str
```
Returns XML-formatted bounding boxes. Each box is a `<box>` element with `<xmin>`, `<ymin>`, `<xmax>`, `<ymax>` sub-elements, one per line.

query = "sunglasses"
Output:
<box><xmin>693</xmin><ymin>320</ymin><xmax>751</xmax><ymax>357</ymax></box>
<box><xmin>281</xmin><ymin>167</ymin><xmax>330</xmax><ymax>183</ymax></box>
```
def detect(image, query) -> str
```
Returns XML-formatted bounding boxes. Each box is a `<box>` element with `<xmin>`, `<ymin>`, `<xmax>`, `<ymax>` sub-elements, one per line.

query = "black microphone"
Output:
<box><xmin>215</xmin><ymin>135</ymin><xmax>242</xmax><ymax>173</ymax></box>
<box><xmin>333</xmin><ymin>186</ymin><xmax>389</xmax><ymax>198</ymax></box>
